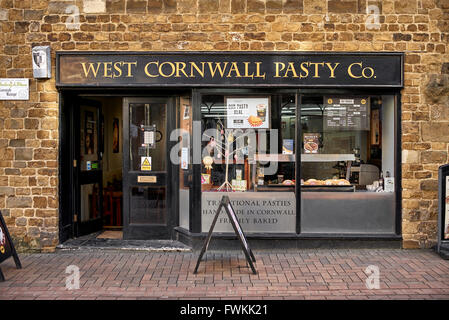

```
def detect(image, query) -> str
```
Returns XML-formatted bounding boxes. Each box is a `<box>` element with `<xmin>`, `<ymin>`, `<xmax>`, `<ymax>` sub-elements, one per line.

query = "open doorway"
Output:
<box><xmin>60</xmin><ymin>92</ymin><xmax>182</xmax><ymax>243</ymax></box>
<box><xmin>75</xmin><ymin>96</ymin><xmax>124</xmax><ymax>240</ymax></box>
<box><xmin>95</xmin><ymin>97</ymin><xmax>123</xmax><ymax>239</ymax></box>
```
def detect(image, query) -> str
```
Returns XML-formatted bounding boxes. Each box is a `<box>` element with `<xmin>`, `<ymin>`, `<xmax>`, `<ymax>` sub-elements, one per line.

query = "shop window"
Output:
<box><xmin>300</xmin><ymin>95</ymin><xmax>397</xmax><ymax>234</ymax></box>
<box><xmin>200</xmin><ymin>94</ymin><xmax>296</xmax><ymax>234</ymax></box>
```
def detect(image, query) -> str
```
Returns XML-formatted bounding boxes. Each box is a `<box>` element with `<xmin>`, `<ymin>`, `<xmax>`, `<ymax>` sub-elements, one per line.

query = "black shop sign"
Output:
<box><xmin>57</xmin><ymin>52</ymin><xmax>403</xmax><ymax>88</ymax></box>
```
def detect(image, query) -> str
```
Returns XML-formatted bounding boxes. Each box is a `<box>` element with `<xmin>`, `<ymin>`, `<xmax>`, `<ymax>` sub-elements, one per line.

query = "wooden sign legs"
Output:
<box><xmin>194</xmin><ymin>195</ymin><xmax>257</xmax><ymax>275</ymax></box>
<box><xmin>0</xmin><ymin>253</ymin><xmax>22</xmax><ymax>282</ymax></box>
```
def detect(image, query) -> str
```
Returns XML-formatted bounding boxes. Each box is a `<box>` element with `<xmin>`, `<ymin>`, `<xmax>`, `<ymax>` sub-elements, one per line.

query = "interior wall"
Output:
<box><xmin>382</xmin><ymin>95</ymin><xmax>395</xmax><ymax>178</ymax></box>
<box><xmin>87</xmin><ymin>97</ymin><xmax>123</xmax><ymax>187</ymax></box>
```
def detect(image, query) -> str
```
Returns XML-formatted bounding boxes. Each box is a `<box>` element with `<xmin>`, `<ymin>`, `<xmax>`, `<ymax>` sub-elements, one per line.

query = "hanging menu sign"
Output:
<box><xmin>324</xmin><ymin>96</ymin><xmax>370</xmax><ymax>131</ymax></box>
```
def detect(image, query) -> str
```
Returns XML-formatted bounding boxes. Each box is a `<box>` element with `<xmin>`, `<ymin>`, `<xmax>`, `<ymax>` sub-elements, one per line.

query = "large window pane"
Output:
<box><xmin>300</xmin><ymin>95</ymin><xmax>396</xmax><ymax>234</ymax></box>
<box><xmin>200</xmin><ymin>93</ymin><xmax>296</xmax><ymax>234</ymax></box>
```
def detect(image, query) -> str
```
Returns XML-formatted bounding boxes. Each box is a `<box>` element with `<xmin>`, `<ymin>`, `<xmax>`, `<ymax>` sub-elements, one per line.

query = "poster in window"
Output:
<box><xmin>84</xmin><ymin>111</ymin><xmax>95</xmax><ymax>155</ymax></box>
<box><xmin>226</xmin><ymin>97</ymin><xmax>270</xmax><ymax>129</ymax></box>
<box><xmin>445</xmin><ymin>176</ymin><xmax>449</xmax><ymax>239</ymax></box>
<box><xmin>112</xmin><ymin>118</ymin><xmax>119</xmax><ymax>153</ymax></box>
<box><xmin>282</xmin><ymin>139</ymin><xmax>294</xmax><ymax>154</ymax></box>
<box><xmin>303</xmin><ymin>133</ymin><xmax>320</xmax><ymax>154</ymax></box>
<box><xmin>371</xmin><ymin>109</ymin><xmax>380</xmax><ymax>145</ymax></box>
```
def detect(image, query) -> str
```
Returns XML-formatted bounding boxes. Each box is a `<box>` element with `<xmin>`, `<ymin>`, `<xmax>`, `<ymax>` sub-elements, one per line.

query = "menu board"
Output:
<box><xmin>0</xmin><ymin>219</ymin><xmax>12</xmax><ymax>264</ymax></box>
<box><xmin>0</xmin><ymin>210</ymin><xmax>22</xmax><ymax>281</ymax></box>
<box><xmin>226</xmin><ymin>97</ymin><xmax>270</xmax><ymax>129</ymax></box>
<box><xmin>324</xmin><ymin>97</ymin><xmax>370</xmax><ymax>131</ymax></box>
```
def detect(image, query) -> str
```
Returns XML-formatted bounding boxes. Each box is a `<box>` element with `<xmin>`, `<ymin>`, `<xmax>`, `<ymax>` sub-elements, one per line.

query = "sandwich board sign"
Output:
<box><xmin>194</xmin><ymin>195</ymin><xmax>257</xmax><ymax>274</ymax></box>
<box><xmin>0</xmin><ymin>211</ymin><xmax>22</xmax><ymax>281</ymax></box>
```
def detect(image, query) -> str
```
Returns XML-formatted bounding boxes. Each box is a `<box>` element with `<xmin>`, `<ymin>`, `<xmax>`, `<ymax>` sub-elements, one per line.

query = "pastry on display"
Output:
<box><xmin>282</xmin><ymin>179</ymin><xmax>295</xmax><ymax>185</ymax></box>
<box><xmin>336</xmin><ymin>179</ymin><xmax>351</xmax><ymax>185</ymax></box>
<box><xmin>304</xmin><ymin>179</ymin><xmax>325</xmax><ymax>185</ymax></box>
<box><xmin>304</xmin><ymin>178</ymin><xmax>351</xmax><ymax>186</ymax></box>
<box><xmin>325</xmin><ymin>179</ymin><xmax>351</xmax><ymax>186</ymax></box>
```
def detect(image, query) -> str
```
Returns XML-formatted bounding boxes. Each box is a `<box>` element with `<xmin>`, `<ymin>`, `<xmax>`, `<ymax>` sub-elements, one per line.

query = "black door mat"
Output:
<box><xmin>57</xmin><ymin>232</ymin><xmax>191</xmax><ymax>252</ymax></box>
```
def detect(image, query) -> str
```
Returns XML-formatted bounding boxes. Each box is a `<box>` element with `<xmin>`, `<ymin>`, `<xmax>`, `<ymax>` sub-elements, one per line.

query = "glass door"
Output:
<box><xmin>123</xmin><ymin>97</ymin><xmax>175</xmax><ymax>239</ymax></box>
<box><xmin>74</xmin><ymin>99</ymin><xmax>103</xmax><ymax>236</ymax></box>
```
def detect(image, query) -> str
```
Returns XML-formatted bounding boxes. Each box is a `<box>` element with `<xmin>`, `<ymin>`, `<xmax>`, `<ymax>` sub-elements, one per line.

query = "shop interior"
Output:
<box><xmin>79</xmin><ymin>96</ymin><xmax>123</xmax><ymax>238</ymax></box>
<box><xmin>200</xmin><ymin>94</ymin><xmax>395</xmax><ymax>194</ymax></box>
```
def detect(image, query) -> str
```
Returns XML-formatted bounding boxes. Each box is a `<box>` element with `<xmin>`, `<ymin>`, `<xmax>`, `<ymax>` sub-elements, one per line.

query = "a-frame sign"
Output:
<box><xmin>0</xmin><ymin>211</ymin><xmax>22</xmax><ymax>281</ymax></box>
<box><xmin>194</xmin><ymin>195</ymin><xmax>257</xmax><ymax>274</ymax></box>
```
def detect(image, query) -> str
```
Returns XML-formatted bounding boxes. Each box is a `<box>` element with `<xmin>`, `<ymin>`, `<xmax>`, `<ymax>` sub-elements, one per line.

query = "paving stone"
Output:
<box><xmin>0</xmin><ymin>249</ymin><xmax>448</xmax><ymax>300</ymax></box>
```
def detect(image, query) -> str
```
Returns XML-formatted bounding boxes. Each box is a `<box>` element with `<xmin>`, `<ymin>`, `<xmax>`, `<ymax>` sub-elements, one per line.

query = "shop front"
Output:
<box><xmin>57</xmin><ymin>51</ymin><xmax>403</xmax><ymax>248</ymax></box>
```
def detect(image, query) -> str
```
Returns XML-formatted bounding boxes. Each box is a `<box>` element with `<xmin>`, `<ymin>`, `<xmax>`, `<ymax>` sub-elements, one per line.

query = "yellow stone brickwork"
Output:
<box><xmin>0</xmin><ymin>0</ymin><xmax>448</xmax><ymax>251</ymax></box>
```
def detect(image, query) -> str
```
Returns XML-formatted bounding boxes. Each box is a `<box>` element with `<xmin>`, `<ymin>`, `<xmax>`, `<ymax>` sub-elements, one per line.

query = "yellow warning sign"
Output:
<box><xmin>141</xmin><ymin>157</ymin><xmax>152</xmax><ymax>171</ymax></box>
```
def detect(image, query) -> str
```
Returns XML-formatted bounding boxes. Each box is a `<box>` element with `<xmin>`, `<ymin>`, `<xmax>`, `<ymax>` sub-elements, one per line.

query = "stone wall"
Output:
<box><xmin>0</xmin><ymin>0</ymin><xmax>448</xmax><ymax>251</ymax></box>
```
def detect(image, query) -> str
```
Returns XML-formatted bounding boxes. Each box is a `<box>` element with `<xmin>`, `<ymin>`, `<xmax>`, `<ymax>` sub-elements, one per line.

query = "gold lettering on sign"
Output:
<box><xmin>145</xmin><ymin>61</ymin><xmax>159</xmax><ymax>77</ymax></box>
<box><xmin>189</xmin><ymin>62</ymin><xmax>205</xmax><ymax>77</ymax></box>
<box><xmin>255</xmin><ymin>62</ymin><xmax>265</xmax><ymax>79</ymax></box>
<box><xmin>207</xmin><ymin>62</ymin><xmax>228</xmax><ymax>77</ymax></box>
<box><xmin>348</xmin><ymin>62</ymin><xmax>363</xmax><ymax>78</ymax></box>
<box><xmin>284</xmin><ymin>62</ymin><xmax>299</xmax><ymax>78</ymax></box>
<box><xmin>81</xmin><ymin>61</ymin><xmax>136</xmax><ymax>78</ymax></box>
<box><xmin>113</xmin><ymin>62</ymin><xmax>123</xmax><ymax>78</ymax></box>
<box><xmin>300</xmin><ymin>62</ymin><xmax>309</xmax><ymax>78</ymax></box>
<box><xmin>159</xmin><ymin>62</ymin><xmax>176</xmax><ymax>77</ymax></box>
<box><xmin>243</xmin><ymin>62</ymin><xmax>254</xmax><ymax>79</ymax></box>
<box><xmin>273</xmin><ymin>61</ymin><xmax>343</xmax><ymax>79</ymax></box>
<box><xmin>362</xmin><ymin>66</ymin><xmax>375</xmax><ymax>78</ymax></box>
<box><xmin>175</xmin><ymin>62</ymin><xmax>189</xmax><ymax>78</ymax></box>
<box><xmin>274</xmin><ymin>62</ymin><xmax>285</xmax><ymax>78</ymax></box>
<box><xmin>103</xmin><ymin>62</ymin><xmax>113</xmax><ymax>78</ymax></box>
<box><xmin>325</xmin><ymin>62</ymin><xmax>340</xmax><ymax>78</ymax></box>
<box><xmin>227</xmin><ymin>62</ymin><xmax>242</xmax><ymax>78</ymax></box>
<box><xmin>76</xmin><ymin>58</ymin><xmax>378</xmax><ymax>82</ymax></box>
<box><xmin>348</xmin><ymin>62</ymin><xmax>375</xmax><ymax>79</ymax></box>
<box><xmin>309</xmin><ymin>62</ymin><xmax>324</xmax><ymax>78</ymax></box>
<box><xmin>124</xmin><ymin>62</ymin><xmax>137</xmax><ymax>77</ymax></box>
<box><xmin>81</xmin><ymin>62</ymin><xmax>101</xmax><ymax>77</ymax></box>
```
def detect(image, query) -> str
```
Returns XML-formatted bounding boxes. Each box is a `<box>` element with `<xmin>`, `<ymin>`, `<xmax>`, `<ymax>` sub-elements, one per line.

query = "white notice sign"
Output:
<box><xmin>226</xmin><ymin>97</ymin><xmax>269</xmax><ymax>129</ymax></box>
<box><xmin>0</xmin><ymin>79</ymin><xmax>29</xmax><ymax>100</ymax></box>
<box><xmin>384</xmin><ymin>177</ymin><xmax>395</xmax><ymax>192</ymax></box>
<box><xmin>181</xmin><ymin>147</ymin><xmax>189</xmax><ymax>169</ymax></box>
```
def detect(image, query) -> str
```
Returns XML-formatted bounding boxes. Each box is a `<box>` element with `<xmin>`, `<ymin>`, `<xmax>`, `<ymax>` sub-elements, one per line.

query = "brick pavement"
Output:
<box><xmin>0</xmin><ymin>249</ymin><xmax>448</xmax><ymax>300</ymax></box>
